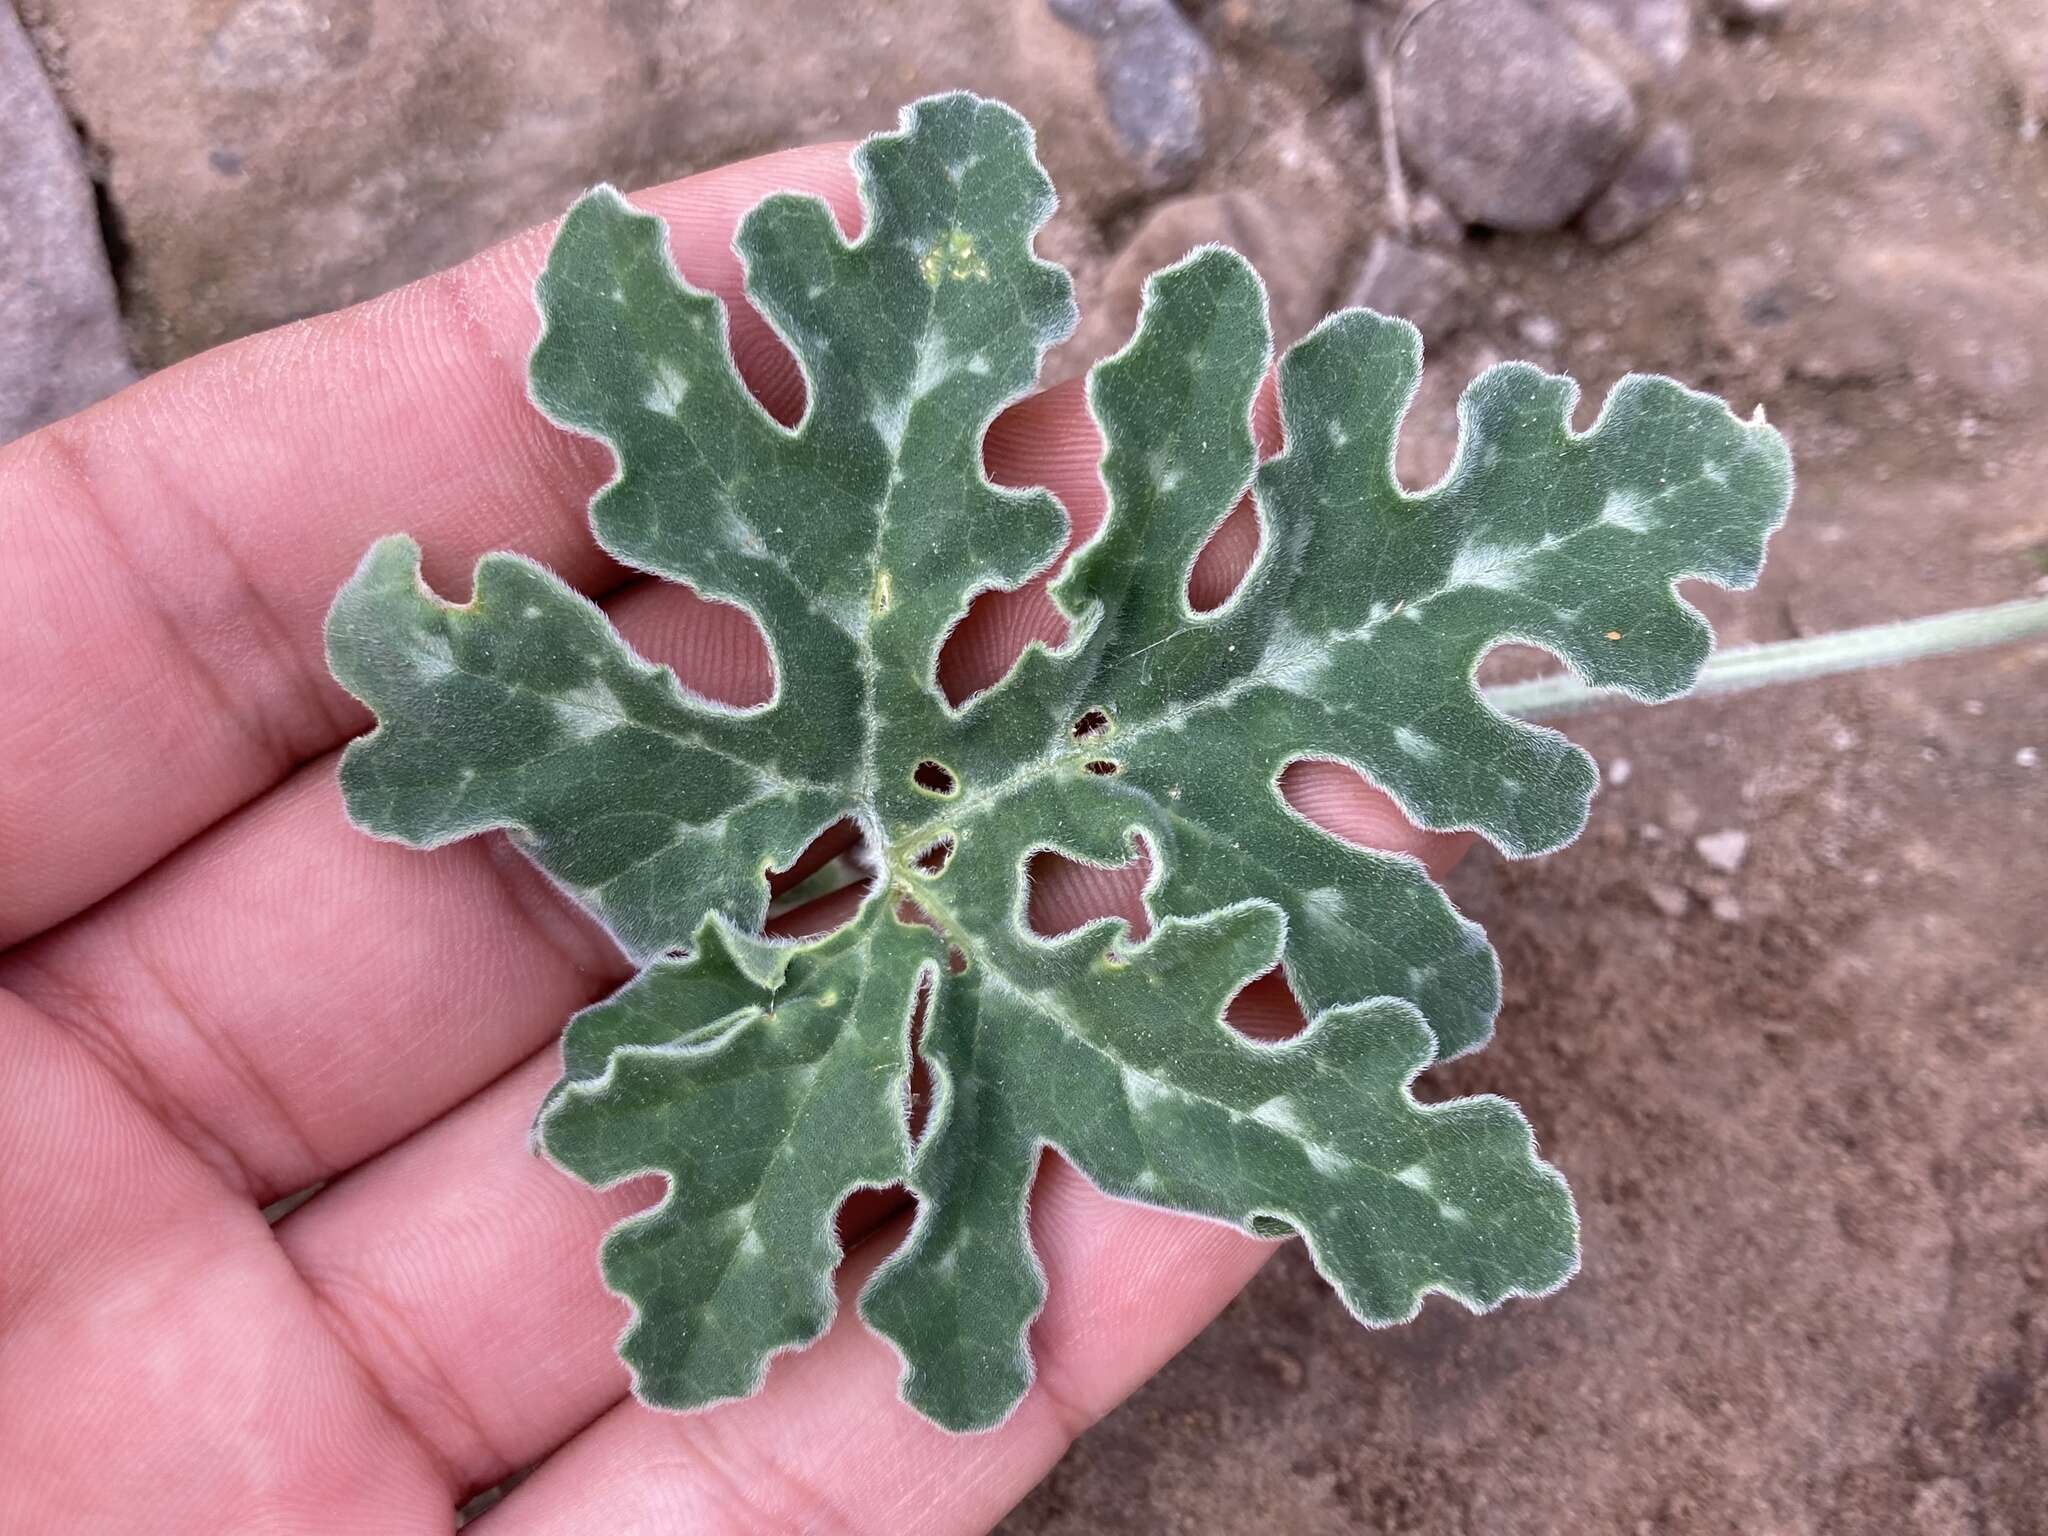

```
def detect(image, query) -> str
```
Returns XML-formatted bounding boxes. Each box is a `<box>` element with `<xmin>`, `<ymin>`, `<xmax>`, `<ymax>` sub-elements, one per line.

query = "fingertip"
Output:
<box><xmin>985</xmin><ymin>374</ymin><xmax>1104</xmax><ymax>544</ymax></box>
<box><xmin>1022</xmin><ymin>1155</ymin><xmax>1274</xmax><ymax>1423</ymax></box>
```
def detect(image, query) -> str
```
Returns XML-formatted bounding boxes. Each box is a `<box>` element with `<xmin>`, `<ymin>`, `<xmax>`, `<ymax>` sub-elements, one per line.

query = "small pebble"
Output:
<box><xmin>1694</xmin><ymin>828</ymin><xmax>1749</xmax><ymax>873</ymax></box>
<box><xmin>1517</xmin><ymin>313</ymin><xmax>1563</xmax><ymax>349</ymax></box>
<box><xmin>1607</xmin><ymin>756</ymin><xmax>1633</xmax><ymax>786</ymax></box>
<box><xmin>1709</xmin><ymin>894</ymin><xmax>1744</xmax><ymax>923</ymax></box>
<box><xmin>2019</xmin><ymin>747</ymin><xmax>2041</xmax><ymax>769</ymax></box>
<box><xmin>1644</xmin><ymin>882</ymin><xmax>1690</xmax><ymax>919</ymax></box>
<box><xmin>1257</xmin><ymin>1344</ymin><xmax>1306</xmax><ymax>1389</ymax></box>
<box><xmin>1056</xmin><ymin>0</ymin><xmax>1214</xmax><ymax>186</ymax></box>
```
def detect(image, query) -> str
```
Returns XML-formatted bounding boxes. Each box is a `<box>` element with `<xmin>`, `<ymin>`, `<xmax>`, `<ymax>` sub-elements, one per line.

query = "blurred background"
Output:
<box><xmin>6</xmin><ymin>1</ymin><xmax>2045</xmax><ymax>1530</ymax></box>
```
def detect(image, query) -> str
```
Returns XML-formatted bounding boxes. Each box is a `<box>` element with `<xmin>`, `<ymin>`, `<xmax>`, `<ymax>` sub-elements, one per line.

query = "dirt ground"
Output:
<box><xmin>20</xmin><ymin>0</ymin><xmax>2048</xmax><ymax>1531</ymax></box>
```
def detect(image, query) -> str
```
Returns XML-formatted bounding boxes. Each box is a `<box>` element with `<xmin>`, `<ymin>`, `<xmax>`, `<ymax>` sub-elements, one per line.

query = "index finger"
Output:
<box><xmin>0</xmin><ymin>143</ymin><xmax>863</xmax><ymax>946</ymax></box>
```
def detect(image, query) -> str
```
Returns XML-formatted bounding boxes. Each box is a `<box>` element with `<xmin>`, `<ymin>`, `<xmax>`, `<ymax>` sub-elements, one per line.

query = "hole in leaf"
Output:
<box><xmin>894</xmin><ymin>893</ymin><xmax>945</xmax><ymax>936</ymax></box>
<box><xmin>764</xmin><ymin>819</ymin><xmax>871</xmax><ymax>937</ymax></box>
<box><xmin>1248</xmin><ymin>1215</ymin><xmax>1296</xmax><ymax>1239</ymax></box>
<box><xmin>835</xmin><ymin>1184</ymin><xmax>913</xmax><ymax>1251</ymax></box>
<box><xmin>908</xmin><ymin>969</ymin><xmax>936</xmax><ymax>1138</ymax></box>
<box><xmin>1025</xmin><ymin>838</ymin><xmax>1153</xmax><ymax>942</ymax></box>
<box><xmin>767</xmin><ymin>818</ymin><xmax>861</xmax><ymax>897</ymax></box>
<box><xmin>765</xmin><ymin>877</ymin><xmax>872</xmax><ymax>941</ymax></box>
<box><xmin>946</xmin><ymin>945</ymin><xmax>968</xmax><ymax>975</ymax></box>
<box><xmin>935</xmin><ymin>585</ymin><xmax>1071</xmax><ymax>708</ymax></box>
<box><xmin>1072</xmin><ymin>708</ymin><xmax>1110</xmax><ymax>739</ymax></box>
<box><xmin>912</xmin><ymin>837</ymin><xmax>954</xmax><ymax>876</ymax></box>
<box><xmin>1082</xmin><ymin>759</ymin><xmax>1120</xmax><ymax>776</ymax></box>
<box><xmin>1186</xmin><ymin>495</ymin><xmax>1263</xmax><ymax>614</ymax></box>
<box><xmin>1224</xmin><ymin>967</ymin><xmax>1311</xmax><ymax>1042</ymax></box>
<box><xmin>1277</xmin><ymin>759</ymin><xmax>1470</xmax><ymax>865</ymax></box>
<box><xmin>613</xmin><ymin>586</ymin><xmax>776</xmax><ymax>710</ymax></box>
<box><xmin>912</xmin><ymin>760</ymin><xmax>958</xmax><ymax>796</ymax></box>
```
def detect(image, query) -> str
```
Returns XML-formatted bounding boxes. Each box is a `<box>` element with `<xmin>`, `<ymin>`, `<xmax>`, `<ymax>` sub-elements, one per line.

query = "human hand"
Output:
<box><xmin>0</xmin><ymin>141</ymin><xmax>1470</xmax><ymax>1533</ymax></box>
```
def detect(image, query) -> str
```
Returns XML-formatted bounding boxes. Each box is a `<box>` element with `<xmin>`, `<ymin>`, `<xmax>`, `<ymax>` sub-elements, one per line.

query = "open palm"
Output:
<box><xmin>0</xmin><ymin>141</ymin><xmax>1466</xmax><ymax>1533</ymax></box>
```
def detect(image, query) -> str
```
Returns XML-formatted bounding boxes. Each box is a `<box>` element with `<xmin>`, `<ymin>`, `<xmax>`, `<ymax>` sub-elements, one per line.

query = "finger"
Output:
<box><xmin>1</xmin><ymin>765</ymin><xmax>628</xmax><ymax>1203</ymax></box>
<box><xmin>0</xmin><ymin>142</ymin><xmax>863</xmax><ymax>947</ymax></box>
<box><xmin>275</xmin><ymin>1048</ymin><xmax>645</xmax><ymax>1495</ymax></box>
<box><xmin>0</xmin><ymin>991</ymin><xmax>453</xmax><ymax>1529</ymax></box>
<box><xmin>266</xmin><ymin>822</ymin><xmax>1470</xmax><ymax>1501</ymax></box>
<box><xmin>0</xmin><ymin>571</ymin><xmax>796</xmax><ymax>1202</ymax></box>
<box><xmin>478</xmin><ymin>1167</ymin><xmax>1270</xmax><ymax>1536</ymax></box>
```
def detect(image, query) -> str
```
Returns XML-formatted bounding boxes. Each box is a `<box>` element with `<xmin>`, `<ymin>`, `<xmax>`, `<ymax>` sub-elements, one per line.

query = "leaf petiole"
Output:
<box><xmin>1488</xmin><ymin>596</ymin><xmax>2048</xmax><ymax>721</ymax></box>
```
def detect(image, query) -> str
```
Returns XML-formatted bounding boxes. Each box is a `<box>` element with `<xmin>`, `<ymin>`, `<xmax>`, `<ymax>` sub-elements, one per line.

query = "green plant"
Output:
<box><xmin>325</xmin><ymin>92</ymin><xmax>1796</xmax><ymax>1433</ymax></box>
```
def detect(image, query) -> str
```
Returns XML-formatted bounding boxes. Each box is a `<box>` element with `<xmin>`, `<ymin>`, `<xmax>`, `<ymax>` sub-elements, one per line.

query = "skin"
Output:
<box><xmin>0</xmin><ymin>142</ymin><xmax>1471</xmax><ymax>1533</ymax></box>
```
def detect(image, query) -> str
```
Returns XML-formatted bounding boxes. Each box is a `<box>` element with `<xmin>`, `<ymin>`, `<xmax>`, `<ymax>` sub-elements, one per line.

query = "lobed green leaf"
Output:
<box><xmin>328</xmin><ymin>92</ymin><xmax>1790</xmax><ymax>1432</ymax></box>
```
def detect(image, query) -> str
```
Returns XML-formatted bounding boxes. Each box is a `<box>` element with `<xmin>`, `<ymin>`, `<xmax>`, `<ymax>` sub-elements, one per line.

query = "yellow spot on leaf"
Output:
<box><xmin>920</xmin><ymin>228</ymin><xmax>991</xmax><ymax>287</ymax></box>
<box><xmin>873</xmin><ymin>569</ymin><xmax>894</xmax><ymax>614</ymax></box>
<box><xmin>1604</xmin><ymin>630</ymin><xmax>1623</xmax><ymax>641</ymax></box>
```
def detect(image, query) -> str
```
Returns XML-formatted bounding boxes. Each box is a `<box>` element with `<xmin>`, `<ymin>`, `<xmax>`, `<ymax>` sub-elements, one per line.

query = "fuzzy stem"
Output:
<box><xmin>1487</xmin><ymin>596</ymin><xmax>2048</xmax><ymax>722</ymax></box>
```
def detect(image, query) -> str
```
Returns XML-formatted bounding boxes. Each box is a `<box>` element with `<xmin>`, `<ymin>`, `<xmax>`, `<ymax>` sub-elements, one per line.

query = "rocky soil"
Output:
<box><xmin>9</xmin><ymin>0</ymin><xmax>2047</xmax><ymax>1530</ymax></box>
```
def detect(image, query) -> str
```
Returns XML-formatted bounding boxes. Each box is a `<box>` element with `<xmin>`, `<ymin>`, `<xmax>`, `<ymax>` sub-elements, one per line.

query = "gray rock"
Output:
<box><xmin>1048</xmin><ymin>0</ymin><xmax>1147</xmax><ymax>38</ymax></box>
<box><xmin>27</xmin><ymin>0</ymin><xmax>1149</xmax><ymax>366</ymax></box>
<box><xmin>1580</xmin><ymin>117</ymin><xmax>1693</xmax><ymax>245</ymax></box>
<box><xmin>1392</xmin><ymin>0</ymin><xmax>1640</xmax><ymax>231</ymax></box>
<box><xmin>1093</xmin><ymin>1</ymin><xmax>1214</xmax><ymax>185</ymax></box>
<box><xmin>1203</xmin><ymin>0</ymin><xmax>1363</xmax><ymax>93</ymax></box>
<box><xmin>1343</xmin><ymin>235</ymin><xmax>1473</xmax><ymax>342</ymax></box>
<box><xmin>1540</xmin><ymin>0</ymin><xmax>1691</xmax><ymax>78</ymax></box>
<box><xmin>0</xmin><ymin>3</ymin><xmax>134</xmax><ymax>444</ymax></box>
